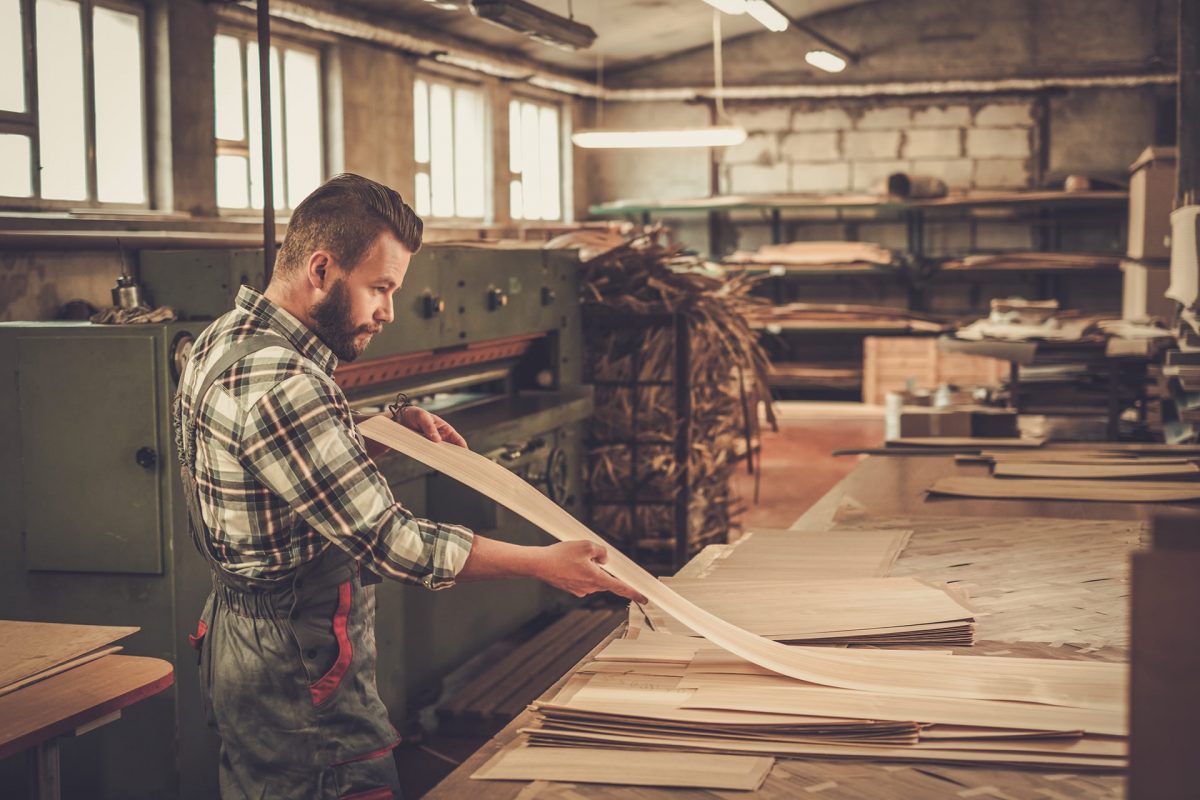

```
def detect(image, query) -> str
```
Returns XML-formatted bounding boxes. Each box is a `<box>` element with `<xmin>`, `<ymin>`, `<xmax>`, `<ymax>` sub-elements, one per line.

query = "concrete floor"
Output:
<box><xmin>394</xmin><ymin>402</ymin><xmax>886</xmax><ymax>796</ymax></box>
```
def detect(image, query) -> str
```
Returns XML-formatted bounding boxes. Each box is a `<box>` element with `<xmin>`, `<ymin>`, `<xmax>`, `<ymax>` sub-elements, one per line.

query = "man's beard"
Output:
<box><xmin>310</xmin><ymin>278</ymin><xmax>379</xmax><ymax>362</ymax></box>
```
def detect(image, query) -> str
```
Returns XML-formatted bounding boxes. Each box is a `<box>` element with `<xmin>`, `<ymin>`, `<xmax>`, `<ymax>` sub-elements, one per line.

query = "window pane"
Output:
<box><xmin>413</xmin><ymin>79</ymin><xmax>429</xmax><ymax>165</ymax></box>
<box><xmin>538</xmin><ymin>105</ymin><xmax>560</xmax><ymax>220</ymax></box>
<box><xmin>36</xmin><ymin>0</ymin><xmax>86</xmax><ymax>200</ymax></box>
<box><xmin>93</xmin><ymin>6</ymin><xmax>145</xmax><ymax>203</ymax></box>
<box><xmin>213</xmin><ymin>35</ymin><xmax>244</xmax><ymax>141</ymax></box>
<box><xmin>284</xmin><ymin>48</ymin><xmax>321</xmax><ymax>208</ymax></box>
<box><xmin>509</xmin><ymin>179</ymin><xmax>522</xmax><ymax>221</ymax></box>
<box><xmin>508</xmin><ymin>99</ymin><xmax>521</xmax><ymax>174</ymax></box>
<box><xmin>453</xmin><ymin>88</ymin><xmax>484</xmax><ymax>218</ymax></box>
<box><xmin>520</xmin><ymin>103</ymin><xmax>540</xmax><ymax>221</ymax></box>
<box><xmin>414</xmin><ymin>171</ymin><xmax>431</xmax><ymax>216</ymax></box>
<box><xmin>0</xmin><ymin>134</ymin><xmax>33</xmax><ymax>196</ymax></box>
<box><xmin>216</xmin><ymin>154</ymin><xmax>249</xmax><ymax>208</ymax></box>
<box><xmin>428</xmin><ymin>82</ymin><xmax>454</xmax><ymax>217</ymax></box>
<box><xmin>0</xmin><ymin>0</ymin><xmax>25</xmax><ymax>112</ymax></box>
<box><xmin>247</xmin><ymin>42</ymin><xmax>285</xmax><ymax>209</ymax></box>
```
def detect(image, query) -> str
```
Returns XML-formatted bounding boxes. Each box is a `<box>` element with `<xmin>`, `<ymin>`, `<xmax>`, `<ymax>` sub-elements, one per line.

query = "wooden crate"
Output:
<box><xmin>862</xmin><ymin>336</ymin><xmax>1008</xmax><ymax>405</ymax></box>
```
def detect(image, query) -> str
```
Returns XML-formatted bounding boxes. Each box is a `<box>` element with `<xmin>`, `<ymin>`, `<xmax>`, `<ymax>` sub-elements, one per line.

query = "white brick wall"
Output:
<box><xmin>791</xmin><ymin>108</ymin><xmax>853</xmax><ymax>131</ymax></box>
<box><xmin>911</xmin><ymin>105</ymin><xmax>972</xmax><ymax>128</ymax></box>
<box><xmin>844</xmin><ymin>130</ymin><xmax>902</xmax><ymax>160</ymax></box>
<box><xmin>966</xmin><ymin>127</ymin><xmax>1032</xmax><ymax>158</ymax></box>
<box><xmin>975</xmin><ymin>103</ymin><xmax>1034</xmax><ymax>127</ymax></box>
<box><xmin>780</xmin><ymin>131</ymin><xmax>840</xmax><ymax>161</ymax></box>
<box><xmin>717</xmin><ymin>98</ymin><xmax>1036</xmax><ymax>198</ymax></box>
<box><xmin>974</xmin><ymin>158</ymin><xmax>1032</xmax><ymax>188</ymax></box>
<box><xmin>723</xmin><ymin>133</ymin><xmax>778</xmax><ymax>165</ymax></box>
<box><xmin>727</xmin><ymin>163</ymin><xmax>790</xmax><ymax>194</ymax></box>
<box><xmin>904</xmin><ymin>128</ymin><xmax>963</xmax><ymax>159</ymax></box>
<box><xmin>791</xmin><ymin>161</ymin><xmax>851</xmax><ymax>193</ymax></box>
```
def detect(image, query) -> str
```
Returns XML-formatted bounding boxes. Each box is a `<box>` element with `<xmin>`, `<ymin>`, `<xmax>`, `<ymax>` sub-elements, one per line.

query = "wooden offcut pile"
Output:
<box><xmin>577</xmin><ymin>232</ymin><xmax>775</xmax><ymax>571</ymax></box>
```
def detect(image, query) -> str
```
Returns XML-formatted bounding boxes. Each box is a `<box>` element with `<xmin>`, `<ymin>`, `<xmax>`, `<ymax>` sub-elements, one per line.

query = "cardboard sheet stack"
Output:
<box><xmin>477</xmin><ymin>528</ymin><xmax>1126</xmax><ymax>785</ymax></box>
<box><xmin>0</xmin><ymin>620</ymin><xmax>138</xmax><ymax>697</ymax></box>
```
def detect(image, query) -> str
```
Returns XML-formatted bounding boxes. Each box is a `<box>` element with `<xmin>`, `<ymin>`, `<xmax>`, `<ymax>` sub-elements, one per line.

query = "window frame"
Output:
<box><xmin>213</xmin><ymin>24</ymin><xmax>327</xmax><ymax>215</ymax></box>
<box><xmin>0</xmin><ymin>0</ymin><xmax>151</xmax><ymax>211</ymax></box>
<box><xmin>507</xmin><ymin>92</ymin><xmax>569</xmax><ymax>223</ymax></box>
<box><xmin>413</xmin><ymin>70</ymin><xmax>492</xmax><ymax>224</ymax></box>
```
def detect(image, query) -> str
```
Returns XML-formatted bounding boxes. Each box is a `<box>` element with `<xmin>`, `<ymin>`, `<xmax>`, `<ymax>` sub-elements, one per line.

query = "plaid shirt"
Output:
<box><xmin>172</xmin><ymin>286</ymin><xmax>474</xmax><ymax>587</ymax></box>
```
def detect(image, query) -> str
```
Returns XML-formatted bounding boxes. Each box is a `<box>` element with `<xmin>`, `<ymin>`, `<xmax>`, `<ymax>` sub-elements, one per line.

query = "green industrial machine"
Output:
<box><xmin>0</xmin><ymin>244</ymin><xmax>591</xmax><ymax>799</ymax></box>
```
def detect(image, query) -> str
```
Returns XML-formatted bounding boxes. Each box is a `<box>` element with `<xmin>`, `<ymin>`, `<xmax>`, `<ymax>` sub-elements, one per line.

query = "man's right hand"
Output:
<box><xmin>533</xmin><ymin>540</ymin><xmax>648</xmax><ymax>604</ymax></box>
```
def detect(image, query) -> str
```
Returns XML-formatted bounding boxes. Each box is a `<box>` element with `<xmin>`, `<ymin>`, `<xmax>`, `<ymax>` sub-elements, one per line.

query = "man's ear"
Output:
<box><xmin>306</xmin><ymin>250</ymin><xmax>333</xmax><ymax>290</ymax></box>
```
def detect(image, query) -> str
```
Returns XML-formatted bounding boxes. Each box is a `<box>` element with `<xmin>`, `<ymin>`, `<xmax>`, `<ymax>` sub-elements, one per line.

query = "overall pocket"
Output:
<box><xmin>292</xmin><ymin>580</ymin><xmax>355</xmax><ymax>706</ymax></box>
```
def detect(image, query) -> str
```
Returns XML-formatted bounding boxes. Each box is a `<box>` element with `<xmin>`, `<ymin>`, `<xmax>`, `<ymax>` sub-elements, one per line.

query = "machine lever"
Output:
<box><xmin>135</xmin><ymin>447</ymin><xmax>158</xmax><ymax>470</ymax></box>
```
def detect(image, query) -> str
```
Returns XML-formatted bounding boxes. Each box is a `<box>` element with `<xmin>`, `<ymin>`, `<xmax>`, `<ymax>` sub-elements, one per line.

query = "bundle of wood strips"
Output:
<box><xmin>577</xmin><ymin>232</ymin><xmax>775</xmax><ymax>572</ymax></box>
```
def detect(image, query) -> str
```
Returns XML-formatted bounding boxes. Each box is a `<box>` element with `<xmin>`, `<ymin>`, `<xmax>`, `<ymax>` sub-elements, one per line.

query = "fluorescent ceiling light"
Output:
<box><xmin>805</xmin><ymin>49</ymin><xmax>848</xmax><ymax>73</ymax></box>
<box><xmin>744</xmin><ymin>0</ymin><xmax>789</xmax><ymax>32</ymax></box>
<box><xmin>470</xmin><ymin>0</ymin><xmax>596</xmax><ymax>50</ymax></box>
<box><xmin>572</xmin><ymin>126</ymin><xmax>748</xmax><ymax>149</ymax></box>
<box><xmin>700</xmin><ymin>0</ymin><xmax>747</xmax><ymax>14</ymax></box>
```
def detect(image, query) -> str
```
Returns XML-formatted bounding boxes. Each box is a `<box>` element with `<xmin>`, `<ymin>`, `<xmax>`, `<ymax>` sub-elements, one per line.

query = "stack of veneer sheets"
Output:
<box><xmin>931</xmin><ymin>446</ymin><xmax>1200</xmax><ymax>502</ymax></box>
<box><xmin>476</xmin><ymin>528</ymin><xmax>1126</xmax><ymax>786</ymax></box>
<box><xmin>0</xmin><ymin>620</ymin><xmax>139</xmax><ymax>697</ymax></box>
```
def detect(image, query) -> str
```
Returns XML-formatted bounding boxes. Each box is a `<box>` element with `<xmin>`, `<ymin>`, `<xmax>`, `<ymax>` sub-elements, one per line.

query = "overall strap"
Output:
<box><xmin>180</xmin><ymin>334</ymin><xmax>296</xmax><ymax>588</ymax></box>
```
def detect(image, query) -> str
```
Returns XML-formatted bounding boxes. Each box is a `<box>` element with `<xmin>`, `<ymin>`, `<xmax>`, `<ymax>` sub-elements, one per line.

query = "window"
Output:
<box><xmin>213</xmin><ymin>31</ymin><xmax>324</xmax><ymax>211</ymax></box>
<box><xmin>508</xmin><ymin>98</ymin><xmax>562</xmax><ymax>221</ymax></box>
<box><xmin>413</xmin><ymin>76</ymin><xmax>487</xmax><ymax>219</ymax></box>
<box><xmin>0</xmin><ymin>0</ymin><xmax>148</xmax><ymax>205</ymax></box>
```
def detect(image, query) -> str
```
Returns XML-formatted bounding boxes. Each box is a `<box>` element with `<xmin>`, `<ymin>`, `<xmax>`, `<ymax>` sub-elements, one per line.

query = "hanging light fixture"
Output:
<box><xmin>700</xmin><ymin>0</ymin><xmax>789</xmax><ymax>32</ymax></box>
<box><xmin>572</xmin><ymin>9</ymin><xmax>746</xmax><ymax>150</ymax></box>
<box><xmin>805</xmin><ymin>49</ymin><xmax>848</xmax><ymax>72</ymax></box>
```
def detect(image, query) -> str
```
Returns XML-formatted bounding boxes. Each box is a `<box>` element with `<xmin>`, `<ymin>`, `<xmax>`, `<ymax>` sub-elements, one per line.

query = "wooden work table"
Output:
<box><xmin>427</xmin><ymin>452</ymin><xmax>1151</xmax><ymax>800</ymax></box>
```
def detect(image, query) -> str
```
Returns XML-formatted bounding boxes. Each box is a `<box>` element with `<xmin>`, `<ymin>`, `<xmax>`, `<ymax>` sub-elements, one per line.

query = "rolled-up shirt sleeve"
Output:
<box><xmin>238</xmin><ymin>371</ymin><xmax>474</xmax><ymax>589</ymax></box>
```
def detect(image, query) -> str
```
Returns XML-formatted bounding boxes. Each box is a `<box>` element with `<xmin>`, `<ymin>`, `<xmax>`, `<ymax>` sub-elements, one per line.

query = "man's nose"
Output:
<box><xmin>377</xmin><ymin>296</ymin><xmax>394</xmax><ymax>324</ymax></box>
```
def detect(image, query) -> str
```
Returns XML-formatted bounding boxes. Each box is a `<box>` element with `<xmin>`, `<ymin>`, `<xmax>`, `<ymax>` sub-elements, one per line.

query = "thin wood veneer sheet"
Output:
<box><xmin>655</xmin><ymin>576</ymin><xmax>974</xmax><ymax>640</ymax></box>
<box><xmin>361</xmin><ymin>416</ymin><xmax>1124</xmax><ymax>708</ymax></box>
<box><xmin>470</xmin><ymin>744</ymin><xmax>773</xmax><ymax>790</ymax></box>
<box><xmin>929</xmin><ymin>476</ymin><xmax>1200</xmax><ymax>502</ymax></box>
<box><xmin>0</xmin><ymin>620</ymin><xmax>139</xmax><ymax>690</ymax></box>
<box><xmin>704</xmin><ymin>528</ymin><xmax>912</xmax><ymax>579</ymax></box>
<box><xmin>993</xmin><ymin>461</ymin><xmax>1200</xmax><ymax>479</ymax></box>
<box><xmin>889</xmin><ymin>437</ymin><xmax>1047</xmax><ymax>448</ymax></box>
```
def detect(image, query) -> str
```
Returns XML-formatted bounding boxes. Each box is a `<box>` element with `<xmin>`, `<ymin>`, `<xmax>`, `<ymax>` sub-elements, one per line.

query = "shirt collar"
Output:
<box><xmin>235</xmin><ymin>285</ymin><xmax>339</xmax><ymax>375</ymax></box>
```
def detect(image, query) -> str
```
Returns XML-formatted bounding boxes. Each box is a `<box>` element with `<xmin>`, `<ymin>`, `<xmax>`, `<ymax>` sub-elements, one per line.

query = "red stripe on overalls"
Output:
<box><xmin>310</xmin><ymin>581</ymin><xmax>353</xmax><ymax>705</ymax></box>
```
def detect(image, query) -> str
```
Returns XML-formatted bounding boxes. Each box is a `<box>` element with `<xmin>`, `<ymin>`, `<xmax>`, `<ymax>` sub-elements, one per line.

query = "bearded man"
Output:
<box><xmin>172</xmin><ymin>173</ymin><xmax>643</xmax><ymax>799</ymax></box>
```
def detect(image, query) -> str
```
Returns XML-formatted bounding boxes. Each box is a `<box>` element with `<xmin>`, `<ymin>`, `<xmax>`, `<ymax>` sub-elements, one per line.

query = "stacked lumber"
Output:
<box><xmin>0</xmin><ymin>620</ymin><xmax>138</xmax><ymax>698</ymax></box>
<box><xmin>941</xmin><ymin>252</ymin><xmax>1121</xmax><ymax>272</ymax></box>
<box><xmin>726</xmin><ymin>240</ymin><xmax>895</xmax><ymax>269</ymax></box>
<box><xmin>931</xmin><ymin>446</ymin><xmax>1200</xmax><ymax>501</ymax></box>
<box><xmin>746</xmin><ymin>302</ymin><xmax>953</xmax><ymax>334</ymax></box>
<box><xmin>437</xmin><ymin>608</ymin><xmax>624</xmax><ymax>736</ymax></box>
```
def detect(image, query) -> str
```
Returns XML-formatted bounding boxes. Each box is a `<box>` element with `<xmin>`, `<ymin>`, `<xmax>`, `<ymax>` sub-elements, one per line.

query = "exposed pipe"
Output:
<box><xmin>241</xmin><ymin>1</ymin><xmax>1176</xmax><ymax>103</ymax></box>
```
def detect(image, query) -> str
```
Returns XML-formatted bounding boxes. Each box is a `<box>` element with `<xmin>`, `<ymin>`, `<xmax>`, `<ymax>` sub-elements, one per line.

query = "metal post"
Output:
<box><xmin>258</xmin><ymin>0</ymin><xmax>276</xmax><ymax>284</ymax></box>
<box><xmin>1179</xmin><ymin>0</ymin><xmax>1199</xmax><ymax>209</ymax></box>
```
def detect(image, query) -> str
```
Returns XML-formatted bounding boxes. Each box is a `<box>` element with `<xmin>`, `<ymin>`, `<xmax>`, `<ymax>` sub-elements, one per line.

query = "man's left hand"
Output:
<box><xmin>395</xmin><ymin>406</ymin><xmax>468</xmax><ymax>447</ymax></box>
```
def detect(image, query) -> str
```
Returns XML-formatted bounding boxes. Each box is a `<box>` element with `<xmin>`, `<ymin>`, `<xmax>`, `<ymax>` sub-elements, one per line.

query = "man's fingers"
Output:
<box><xmin>440</xmin><ymin>422</ymin><xmax>468</xmax><ymax>448</ymax></box>
<box><xmin>590</xmin><ymin>544</ymin><xmax>609</xmax><ymax>565</ymax></box>
<box><xmin>603</xmin><ymin>574</ymin><xmax>648</xmax><ymax>605</ymax></box>
<box><xmin>417</xmin><ymin>411</ymin><xmax>441</xmax><ymax>442</ymax></box>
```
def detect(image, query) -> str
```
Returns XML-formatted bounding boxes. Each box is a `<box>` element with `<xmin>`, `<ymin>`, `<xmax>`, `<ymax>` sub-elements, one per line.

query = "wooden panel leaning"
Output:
<box><xmin>1129</xmin><ymin>513</ymin><xmax>1200</xmax><ymax>799</ymax></box>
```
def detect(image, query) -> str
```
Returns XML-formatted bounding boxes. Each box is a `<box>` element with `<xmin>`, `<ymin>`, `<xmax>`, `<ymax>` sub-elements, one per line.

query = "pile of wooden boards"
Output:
<box><xmin>472</xmin><ymin>527</ymin><xmax>1127</xmax><ymax>787</ymax></box>
<box><xmin>940</xmin><ymin>252</ymin><xmax>1121</xmax><ymax>272</ymax></box>
<box><xmin>930</xmin><ymin>446</ymin><xmax>1200</xmax><ymax>502</ymax></box>
<box><xmin>0</xmin><ymin>620</ymin><xmax>138</xmax><ymax>698</ymax></box>
<box><xmin>726</xmin><ymin>241</ymin><xmax>895</xmax><ymax>269</ymax></box>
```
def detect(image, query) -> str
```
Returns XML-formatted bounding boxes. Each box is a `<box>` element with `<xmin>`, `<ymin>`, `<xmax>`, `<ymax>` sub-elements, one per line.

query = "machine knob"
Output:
<box><xmin>422</xmin><ymin>293</ymin><xmax>445</xmax><ymax>318</ymax></box>
<box><xmin>135</xmin><ymin>447</ymin><xmax>158</xmax><ymax>470</ymax></box>
<box><xmin>541</xmin><ymin>286</ymin><xmax>557</xmax><ymax>305</ymax></box>
<box><xmin>528</xmin><ymin>448</ymin><xmax>570</xmax><ymax>504</ymax></box>
<box><xmin>487</xmin><ymin>287</ymin><xmax>509</xmax><ymax>311</ymax></box>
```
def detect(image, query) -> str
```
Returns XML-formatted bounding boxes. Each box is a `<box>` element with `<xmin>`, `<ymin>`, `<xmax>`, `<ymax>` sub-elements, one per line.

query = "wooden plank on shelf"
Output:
<box><xmin>929</xmin><ymin>476</ymin><xmax>1200</xmax><ymax>502</ymax></box>
<box><xmin>992</xmin><ymin>461</ymin><xmax>1200</xmax><ymax>480</ymax></box>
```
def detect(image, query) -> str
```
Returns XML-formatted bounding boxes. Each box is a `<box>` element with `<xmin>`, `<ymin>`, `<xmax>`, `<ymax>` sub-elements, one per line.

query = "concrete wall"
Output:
<box><xmin>586</xmin><ymin>0</ymin><xmax>1177</xmax><ymax>257</ymax></box>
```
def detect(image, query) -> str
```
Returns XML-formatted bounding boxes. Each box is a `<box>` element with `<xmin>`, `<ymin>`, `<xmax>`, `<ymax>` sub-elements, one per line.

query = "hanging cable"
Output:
<box><xmin>712</xmin><ymin>8</ymin><xmax>730</xmax><ymax>123</ymax></box>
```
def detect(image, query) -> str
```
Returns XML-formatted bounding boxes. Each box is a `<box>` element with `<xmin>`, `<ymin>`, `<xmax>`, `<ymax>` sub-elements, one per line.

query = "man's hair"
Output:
<box><xmin>274</xmin><ymin>173</ymin><xmax>423</xmax><ymax>278</ymax></box>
